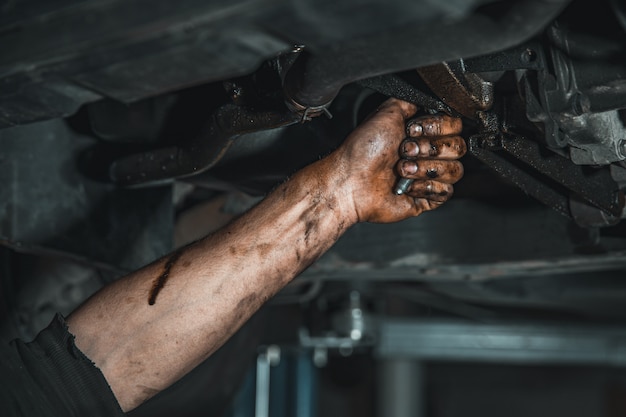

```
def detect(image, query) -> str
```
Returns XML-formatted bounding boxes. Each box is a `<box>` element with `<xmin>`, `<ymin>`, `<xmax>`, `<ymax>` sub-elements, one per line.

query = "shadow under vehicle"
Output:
<box><xmin>1</xmin><ymin>0</ymin><xmax>626</xmax><ymax>416</ymax></box>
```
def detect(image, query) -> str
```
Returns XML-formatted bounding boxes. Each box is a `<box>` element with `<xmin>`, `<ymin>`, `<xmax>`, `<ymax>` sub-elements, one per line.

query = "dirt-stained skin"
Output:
<box><xmin>395</xmin><ymin>113</ymin><xmax>465</xmax><ymax>193</ymax></box>
<box><xmin>66</xmin><ymin>98</ymin><xmax>466</xmax><ymax>413</ymax></box>
<box><xmin>406</xmin><ymin>113</ymin><xmax>463</xmax><ymax>137</ymax></box>
<box><xmin>148</xmin><ymin>251</ymin><xmax>182</xmax><ymax>305</ymax></box>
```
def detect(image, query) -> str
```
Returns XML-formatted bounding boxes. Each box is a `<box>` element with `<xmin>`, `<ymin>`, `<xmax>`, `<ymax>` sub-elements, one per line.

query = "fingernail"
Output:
<box><xmin>402</xmin><ymin>161</ymin><xmax>417</xmax><ymax>175</ymax></box>
<box><xmin>407</xmin><ymin>122</ymin><xmax>423</xmax><ymax>136</ymax></box>
<box><xmin>402</xmin><ymin>141</ymin><xmax>419</xmax><ymax>156</ymax></box>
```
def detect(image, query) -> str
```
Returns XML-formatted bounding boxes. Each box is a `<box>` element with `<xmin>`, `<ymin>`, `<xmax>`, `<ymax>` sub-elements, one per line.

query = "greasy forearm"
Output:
<box><xmin>65</xmin><ymin>98</ymin><xmax>466</xmax><ymax>412</ymax></box>
<box><xmin>66</xmin><ymin>152</ymin><xmax>356</xmax><ymax>411</ymax></box>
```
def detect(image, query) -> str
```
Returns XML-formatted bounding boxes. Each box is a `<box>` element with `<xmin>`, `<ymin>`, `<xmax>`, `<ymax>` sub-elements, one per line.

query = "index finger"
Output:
<box><xmin>406</xmin><ymin>113</ymin><xmax>463</xmax><ymax>137</ymax></box>
<box><xmin>400</xmin><ymin>136</ymin><xmax>467</xmax><ymax>160</ymax></box>
<box><xmin>377</xmin><ymin>97</ymin><xmax>418</xmax><ymax>120</ymax></box>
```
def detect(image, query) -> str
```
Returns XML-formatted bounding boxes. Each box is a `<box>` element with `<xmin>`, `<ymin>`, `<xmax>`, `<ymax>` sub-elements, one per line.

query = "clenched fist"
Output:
<box><xmin>327</xmin><ymin>97</ymin><xmax>466</xmax><ymax>223</ymax></box>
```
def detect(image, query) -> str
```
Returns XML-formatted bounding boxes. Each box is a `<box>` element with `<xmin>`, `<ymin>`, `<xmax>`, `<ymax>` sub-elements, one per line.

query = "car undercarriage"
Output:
<box><xmin>1</xmin><ymin>0</ymin><xmax>626</xmax><ymax>416</ymax></box>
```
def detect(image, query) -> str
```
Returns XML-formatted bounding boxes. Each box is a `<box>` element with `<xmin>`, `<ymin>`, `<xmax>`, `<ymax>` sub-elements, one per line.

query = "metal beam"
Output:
<box><xmin>375</xmin><ymin>320</ymin><xmax>626</xmax><ymax>366</ymax></box>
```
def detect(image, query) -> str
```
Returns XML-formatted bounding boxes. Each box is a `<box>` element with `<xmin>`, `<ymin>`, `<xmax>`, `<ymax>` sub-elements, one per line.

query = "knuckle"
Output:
<box><xmin>426</xmin><ymin>139</ymin><xmax>441</xmax><ymax>157</ymax></box>
<box><xmin>453</xmin><ymin>136</ymin><xmax>468</xmax><ymax>156</ymax></box>
<box><xmin>421</xmin><ymin>120</ymin><xmax>441</xmax><ymax>136</ymax></box>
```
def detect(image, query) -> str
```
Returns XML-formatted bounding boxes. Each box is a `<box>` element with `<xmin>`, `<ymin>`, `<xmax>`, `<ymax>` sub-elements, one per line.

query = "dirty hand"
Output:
<box><xmin>331</xmin><ymin>97</ymin><xmax>466</xmax><ymax>223</ymax></box>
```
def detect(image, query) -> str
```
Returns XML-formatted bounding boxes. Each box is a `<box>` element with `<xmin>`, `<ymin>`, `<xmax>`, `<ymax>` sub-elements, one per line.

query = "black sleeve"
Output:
<box><xmin>0</xmin><ymin>313</ymin><xmax>126</xmax><ymax>417</ymax></box>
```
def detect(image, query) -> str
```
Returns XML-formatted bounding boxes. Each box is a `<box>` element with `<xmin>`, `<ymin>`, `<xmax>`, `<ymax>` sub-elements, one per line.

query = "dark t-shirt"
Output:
<box><xmin>0</xmin><ymin>314</ymin><xmax>125</xmax><ymax>417</ymax></box>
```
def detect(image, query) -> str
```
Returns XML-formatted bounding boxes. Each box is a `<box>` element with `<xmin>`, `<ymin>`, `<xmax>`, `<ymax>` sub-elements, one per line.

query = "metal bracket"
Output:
<box><xmin>469</xmin><ymin>132</ymin><xmax>624</xmax><ymax>225</ymax></box>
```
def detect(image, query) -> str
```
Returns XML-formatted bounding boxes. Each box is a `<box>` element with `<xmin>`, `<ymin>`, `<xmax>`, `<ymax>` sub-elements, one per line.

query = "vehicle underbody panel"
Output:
<box><xmin>1</xmin><ymin>0</ymin><xmax>626</xmax><ymax>416</ymax></box>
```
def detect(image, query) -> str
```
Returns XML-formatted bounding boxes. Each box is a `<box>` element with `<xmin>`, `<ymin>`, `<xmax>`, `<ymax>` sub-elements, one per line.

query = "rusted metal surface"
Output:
<box><xmin>499</xmin><ymin>134</ymin><xmax>624</xmax><ymax>217</ymax></box>
<box><xmin>467</xmin><ymin>132</ymin><xmax>624</xmax><ymax>223</ymax></box>
<box><xmin>417</xmin><ymin>60</ymin><xmax>494</xmax><ymax>119</ymax></box>
<box><xmin>468</xmin><ymin>134</ymin><xmax>572</xmax><ymax>219</ymax></box>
